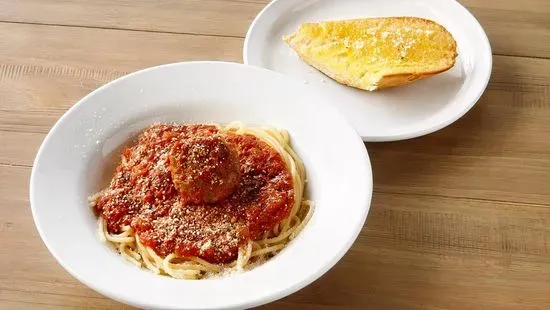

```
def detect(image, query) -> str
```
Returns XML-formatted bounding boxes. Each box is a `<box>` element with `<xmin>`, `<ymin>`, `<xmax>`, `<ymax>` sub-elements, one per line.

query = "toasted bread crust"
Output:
<box><xmin>283</xmin><ymin>17</ymin><xmax>458</xmax><ymax>91</ymax></box>
<box><xmin>373</xmin><ymin>67</ymin><xmax>454</xmax><ymax>90</ymax></box>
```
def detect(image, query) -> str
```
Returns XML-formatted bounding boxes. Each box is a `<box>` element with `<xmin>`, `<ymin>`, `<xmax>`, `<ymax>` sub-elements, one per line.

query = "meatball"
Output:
<box><xmin>169</xmin><ymin>134</ymin><xmax>241</xmax><ymax>204</ymax></box>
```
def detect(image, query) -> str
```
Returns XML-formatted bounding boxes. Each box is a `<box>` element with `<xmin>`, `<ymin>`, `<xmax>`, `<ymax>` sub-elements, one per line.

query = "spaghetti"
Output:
<box><xmin>89</xmin><ymin>122</ymin><xmax>313</xmax><ymax>279</ymax></box>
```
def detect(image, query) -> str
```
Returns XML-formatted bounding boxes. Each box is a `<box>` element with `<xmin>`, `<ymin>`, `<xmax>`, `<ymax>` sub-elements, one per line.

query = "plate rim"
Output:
<box><xmin>243</xmin><ymin>0</ymin><xmax>493</xmax><ymax>142</ymax></box>
<box><xmin>29</xmin><ymin>61</ymin><xmax>374</xmax><ymax>310</ymax></box>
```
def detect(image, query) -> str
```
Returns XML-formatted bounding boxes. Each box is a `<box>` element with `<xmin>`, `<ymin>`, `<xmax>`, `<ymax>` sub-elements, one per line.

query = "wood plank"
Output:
<box><xmin>0</xmin><ymin>301</ymin><xmax>72</xmax><ymax>310</ymax></box>
<box><xmin>3</xmin><ymin>165</ymin><xmax>549</xmax><ymax>309</ymax></box>
<box><xmin>368</xmin><ymin>102</ymin><xmax>550</xmax><ymax>205</ymax></box>
<box><xmin>273</xmin><ymin>192</ymin><xmax>550</xmax><ymax>310</ymax></box>
<box><xmin>1</xmin><ymin>22</ymin><xmax>549</xmax><ymax>205</ymax></box>
<box><xmin>264</xmin><ymin>246</ymin><xmax>550</xmax><ymax>310</ymax></box>
<box><xmin>0</xmin><ymin>165</ymin><xmax>133</xmax><ymax>309</ymax></box>
<box><xmin>0</xmin><ymin>23</ymin><xmax>242</xmax><ymax>73</ymax></box>
<box><xmin>371</xmin><ymin>141</ymin><xmax>550</xmax><ymax>206</ymax></box>
<box><xmin>0</xmin><ymin>0</ymin><xmax>549</xmax><ymax>58</ymax></box>
<box><xmin>0</xmin><ymin>22</ymin><xmax>242</xmax><ymax>114</ymax></box>
<box><xmin>0</xmin><ymin>0</ymin><xmax>264</xmax><ymax>38</ymax></box>
<box><xmin>0</xmin><ymin>291</ymin><xmax>133</xmax><ymax>310</ymax></box>
<box><xmin>0</xmin><ymin>131</ymin><xmax>45</xmax><ymax>166</ymax></box>
<box><xmin>460</xmin><ymin>0</ymin><xmax>550</xmax><ymax>58</ymax></box>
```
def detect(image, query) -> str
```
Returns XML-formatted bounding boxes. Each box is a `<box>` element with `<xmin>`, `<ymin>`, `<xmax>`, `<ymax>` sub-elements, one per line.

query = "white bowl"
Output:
<box><xmin>243</xmin><ymin>0</ymin><xmax>492</xmax><ymax>141</ymax></box>
<box><xmin>30</xmin><ymin>62</ymin><xmax>372</xmax><ymax>309</ymax></box>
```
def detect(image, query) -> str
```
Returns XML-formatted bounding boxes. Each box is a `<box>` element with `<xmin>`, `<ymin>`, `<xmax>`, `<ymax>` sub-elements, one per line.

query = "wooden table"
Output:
<box><xmin>1</xmin><ymin>0</ymin><xmax>549</xmax><ymax>309</ymax></box>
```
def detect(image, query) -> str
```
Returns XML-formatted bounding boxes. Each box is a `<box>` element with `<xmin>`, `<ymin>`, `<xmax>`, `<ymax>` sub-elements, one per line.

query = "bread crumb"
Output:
<box><xmin>353</xmin><ymin>40</ymin><xmax>365</xmax><ymax>49</ymax></box>
<box><xmin>343</xmin><ymin>37</ymin><xmax>350</xmax><ymax>48</ymax></box>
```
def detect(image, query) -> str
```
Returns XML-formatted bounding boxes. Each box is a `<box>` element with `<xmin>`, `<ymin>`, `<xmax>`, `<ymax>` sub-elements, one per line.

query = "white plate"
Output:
<box><xmin>243</xmin><ymin>0</ymin><xmax>492</xmax><ymax>141</ymax></box>
<box><xmin>30</xmin><ymin>62</ymin><xmax>372</xmax><ymax>310</ymax></box>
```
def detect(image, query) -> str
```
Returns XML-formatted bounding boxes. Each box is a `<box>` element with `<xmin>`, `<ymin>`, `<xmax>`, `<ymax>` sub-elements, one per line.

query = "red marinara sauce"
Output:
<box><xmin>94</xmin><ymin>124</ymin><xmax>295</xmax><ymax>264</ymax></box>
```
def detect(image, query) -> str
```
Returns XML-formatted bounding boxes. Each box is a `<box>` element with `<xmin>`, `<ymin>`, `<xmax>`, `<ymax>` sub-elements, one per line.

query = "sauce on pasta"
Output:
<box><xmin>94</xmin><ymin>124</ymin><xmax>294</xmax><ymax>264</ymax></box>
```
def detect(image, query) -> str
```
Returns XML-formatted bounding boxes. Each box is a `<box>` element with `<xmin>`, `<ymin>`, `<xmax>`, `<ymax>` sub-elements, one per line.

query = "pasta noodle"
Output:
<box><xmin>89</xmin><ymin>122</ymin><xmax>313</xmax><ymax>279</ymax></box>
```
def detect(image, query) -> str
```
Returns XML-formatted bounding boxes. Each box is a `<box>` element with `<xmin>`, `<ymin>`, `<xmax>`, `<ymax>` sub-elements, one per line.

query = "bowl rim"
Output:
<box><xmin>29</xmin><ymin>61</ymin><xmax>373</xmax><ymax>309</ymax></box>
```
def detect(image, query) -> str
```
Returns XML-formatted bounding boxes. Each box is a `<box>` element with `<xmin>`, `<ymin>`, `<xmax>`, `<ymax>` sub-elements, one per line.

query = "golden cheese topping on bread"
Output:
<box><xmin>283</xmin><ymin>17</ymin><xmax>458</xmax><ymax>91</ymax></box>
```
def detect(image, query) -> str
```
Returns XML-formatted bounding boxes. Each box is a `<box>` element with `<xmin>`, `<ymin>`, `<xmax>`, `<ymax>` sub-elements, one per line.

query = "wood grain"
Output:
<box><xmin>0</xmin><ymin>0</ymin><xmax>264</xmax><ymax>38</ymax></box>
<box><xmin>1</xmin><ymin>22</ymin><xmax>549</xmax><ymax>205</ymax></box>
<box><xmin>0</xmin><ymin>0</ymin><xmax>549</xmax><ymax>58</ymax></box>
<box><xmin>1</xmin><ymin>0</ymin><xmax>550</xmax><ymax>309</ymax></box>
<box><xmin>1</xmin><ymin>165</ymin><xmax>549</xmax><ymax>309</ymax></box>
<box><xmin>460</xmin><ymin>0</ymin><xmax>550</xmax><ymax>58</ymax></box>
